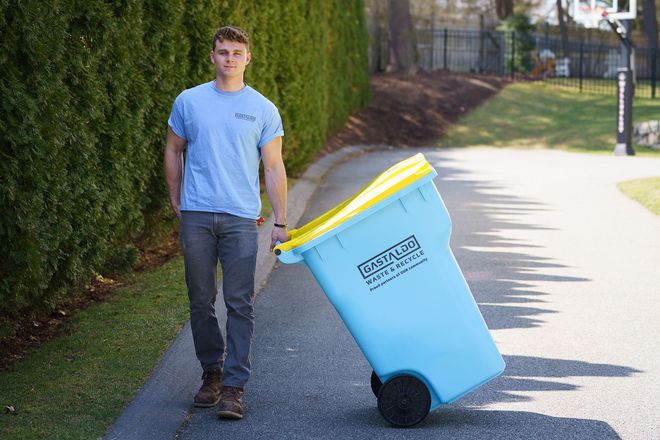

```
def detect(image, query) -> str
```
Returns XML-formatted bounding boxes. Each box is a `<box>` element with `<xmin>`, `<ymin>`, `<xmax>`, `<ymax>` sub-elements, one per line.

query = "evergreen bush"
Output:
<box><xmin>0</xmin><ymin>0</ymin><xmax>369</xmax><ymax>315</ymax></box>
<box><xmin>500</xmin><ymin>12</ymin><xmax>537</xmax><ymax>73</ymax></box>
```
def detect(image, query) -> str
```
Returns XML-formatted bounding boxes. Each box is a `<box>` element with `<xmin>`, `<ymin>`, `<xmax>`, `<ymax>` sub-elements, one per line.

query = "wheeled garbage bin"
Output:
<box><xmin>273</xmin><ymin>153</ymin><xmax>504</xmax><ymax>427</ymax></box>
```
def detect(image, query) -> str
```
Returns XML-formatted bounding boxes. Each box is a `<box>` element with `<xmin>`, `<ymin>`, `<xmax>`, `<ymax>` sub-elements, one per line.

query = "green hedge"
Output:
<box><xmin>0</xmin><ymin>0</ymin><xmax>369</xmax><ymax>315</ymax></box>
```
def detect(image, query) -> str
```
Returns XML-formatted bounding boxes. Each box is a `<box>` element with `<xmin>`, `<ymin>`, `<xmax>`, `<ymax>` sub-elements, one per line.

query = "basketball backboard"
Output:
<box><xmin>573</xmin><ymin>0</ymin><xmax>637</xmax><ymax>29</ymax></box>
<box><xmin>606</xmin><ymin>0</ymin><xmax>637</xmax><ymax>20</ymax></box>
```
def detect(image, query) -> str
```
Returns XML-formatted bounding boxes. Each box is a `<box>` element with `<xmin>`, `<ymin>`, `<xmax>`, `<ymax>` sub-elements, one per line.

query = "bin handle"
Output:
<box><xmin>273</xmin><ymin>241</ymin><xmax>304</xmax><ymax>264</ymax></box>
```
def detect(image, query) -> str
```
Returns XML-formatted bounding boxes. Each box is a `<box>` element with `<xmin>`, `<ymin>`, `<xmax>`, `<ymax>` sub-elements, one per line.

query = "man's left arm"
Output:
<box><xmin>261</xmin><ymin>136</ymin><xmax>288</xmax><ymax>251</ymax></box>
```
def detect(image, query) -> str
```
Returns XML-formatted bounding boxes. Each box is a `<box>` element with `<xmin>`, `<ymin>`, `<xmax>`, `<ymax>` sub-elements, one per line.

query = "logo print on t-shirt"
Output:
<box><xmin>235</xmin><ymin>112</ymin><xmax>256</xmax><ymax>122</ymax></box>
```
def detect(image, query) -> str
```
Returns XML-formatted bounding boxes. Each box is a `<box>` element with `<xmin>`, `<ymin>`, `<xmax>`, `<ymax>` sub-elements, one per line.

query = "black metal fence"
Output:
<box><xmin>416</xmin><ymin>28</ymin><xmax>659</xmax><ymax>99</ymax></box>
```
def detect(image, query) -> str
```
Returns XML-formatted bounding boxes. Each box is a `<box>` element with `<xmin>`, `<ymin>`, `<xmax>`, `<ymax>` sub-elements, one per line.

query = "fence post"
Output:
<box><xmin>579</xmin><ymin>40</ymin><xmax>584</xmax><ymax>93</ymax></box>
<box><xmin>430</xmin><ymin>24</ymin><xmax>435</xmax><ymax>70</ymax></box>
<box><xmin>443</xmin><ymin>28</ymin><xmax>448</xmax><ymax>70</ymax></box>
<box><xmin>652</xmin><ymin>49</ymin><xmax>657</xmax><ymax>99</ymax></box>
<box><xmin>510</xmin><ymin>31</ymin><xmax>516</xmax><ymax>79</ymax></box>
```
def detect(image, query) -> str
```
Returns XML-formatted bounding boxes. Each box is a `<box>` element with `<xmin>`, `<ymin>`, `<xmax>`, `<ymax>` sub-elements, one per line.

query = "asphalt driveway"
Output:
<box><xmin>178</xmin><ymin>148</ymin><xmax>660</xmax><ymax>439</ymax></box>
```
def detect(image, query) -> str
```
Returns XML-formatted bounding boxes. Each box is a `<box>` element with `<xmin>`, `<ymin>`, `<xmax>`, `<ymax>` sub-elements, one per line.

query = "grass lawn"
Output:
<box><xmin>0</xmin><ymin>257</ymin><xmax>189</xmax><ymax>439</ymax></box>
<box><xmin>0</xmin><ymin>186</ymin><xmax>287</xmax><ymax>439</ymax></box>
<box><xmin>439</xmin><ymin>81</ymin><xmax>660</xmax><ymax>157</ymax></box>
<box><xmin>618</xmin><ymin>177</ymin><xmax>660</xmax><ymax>216</ymax></box>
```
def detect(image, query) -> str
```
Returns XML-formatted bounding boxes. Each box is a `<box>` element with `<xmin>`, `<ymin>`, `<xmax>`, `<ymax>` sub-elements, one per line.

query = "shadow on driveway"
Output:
<box><xmin>435</xmin><ymin>159</ymin><xmax>589</xmax><ymax>330</ymax></box>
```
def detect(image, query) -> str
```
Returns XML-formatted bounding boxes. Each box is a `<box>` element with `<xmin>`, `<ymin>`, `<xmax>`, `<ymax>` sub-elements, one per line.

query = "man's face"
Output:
<box><xmin>210</xmin><ymin>39</ymin><xmax>251</xmax><ymax>79</ymax></box>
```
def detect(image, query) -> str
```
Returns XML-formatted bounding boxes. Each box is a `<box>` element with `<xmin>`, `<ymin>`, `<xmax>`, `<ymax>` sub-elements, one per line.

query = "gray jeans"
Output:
<box><xmin>179</xmin><ymin>211</ymin><xmax>258</xmax><ymax>387</ymax></box>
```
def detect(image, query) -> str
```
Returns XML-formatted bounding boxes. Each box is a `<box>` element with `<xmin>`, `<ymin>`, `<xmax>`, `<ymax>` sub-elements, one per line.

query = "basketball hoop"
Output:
<box><xmin>600</xmin><ymin>10</ymin><xmax>630</xmax><ymax>37</ymax></box>
<box><xmin>571</xmin><ymin>0</ymin><xmax>637</xmax><ymax>156</ymax></box>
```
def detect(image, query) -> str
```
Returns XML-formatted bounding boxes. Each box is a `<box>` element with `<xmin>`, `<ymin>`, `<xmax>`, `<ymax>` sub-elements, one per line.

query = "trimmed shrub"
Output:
<box><xmin>0</xmin><ymin>0</ymin><xmax>369</xmax><ymax>315</ymax></box>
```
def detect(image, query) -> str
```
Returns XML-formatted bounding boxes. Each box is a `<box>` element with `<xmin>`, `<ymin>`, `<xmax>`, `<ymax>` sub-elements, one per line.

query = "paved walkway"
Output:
<box><xmin>109</xmin><ymin>148</ymin><xmax>660</xmax><ymax>439</ymax></box>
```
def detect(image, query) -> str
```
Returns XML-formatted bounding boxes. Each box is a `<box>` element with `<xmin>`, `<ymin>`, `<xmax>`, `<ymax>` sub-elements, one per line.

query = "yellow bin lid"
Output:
<box><xmin>274</xmin><ymin>153</ymin><xmax>435</xmax><ymax>255</ymax></box>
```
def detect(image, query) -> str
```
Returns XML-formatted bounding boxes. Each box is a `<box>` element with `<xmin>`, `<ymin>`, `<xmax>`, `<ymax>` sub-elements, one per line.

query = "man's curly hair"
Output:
<box><xmin>212</xmin><ymin>25</ymin><xmax>250</xmax><ymax>51</ymax></box>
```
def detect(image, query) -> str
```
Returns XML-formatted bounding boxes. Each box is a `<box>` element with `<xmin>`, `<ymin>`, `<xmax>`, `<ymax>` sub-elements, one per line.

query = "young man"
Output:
<box><xmin>164</xmin><ymin>25</ymin><xmax>288</xmax><ymax>420</ymax></box>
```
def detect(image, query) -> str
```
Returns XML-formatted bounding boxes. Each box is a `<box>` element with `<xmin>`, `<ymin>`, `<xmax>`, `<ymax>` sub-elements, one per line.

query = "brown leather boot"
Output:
<box><xmin>193</xmin><ymin>368</ymin><xmax>222</xmax><ymax>407</ymax></box>
<box><xmin>217</xmin><ymin>386</ymin><xmax>244</xmax><ymax>419</ymax></box>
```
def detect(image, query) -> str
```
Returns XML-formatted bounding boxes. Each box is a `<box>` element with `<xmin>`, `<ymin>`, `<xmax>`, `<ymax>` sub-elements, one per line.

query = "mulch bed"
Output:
<box><xmin>320</xmin><ymin>70</ymin><xmax>510</xmax><ymax>155</ymax></box>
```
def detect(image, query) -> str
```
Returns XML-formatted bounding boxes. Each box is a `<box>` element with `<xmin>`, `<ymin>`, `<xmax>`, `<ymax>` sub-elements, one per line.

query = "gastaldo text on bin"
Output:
<box><xmin>358</xmin><ymin>235</ymin><xmax>423</xmax><ymax>279</ymax></box>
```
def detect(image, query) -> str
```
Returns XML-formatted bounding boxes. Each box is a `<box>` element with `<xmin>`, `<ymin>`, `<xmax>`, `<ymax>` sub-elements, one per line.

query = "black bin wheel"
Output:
<box><xmin>377</xmin><ymin>375</ymin><xmax>431</xmax><ymax>428</ymax></box>
<box><xmin>370</xmin><ymin>370</ymin><xmax>382</xmax><ymax>397</ymax></box>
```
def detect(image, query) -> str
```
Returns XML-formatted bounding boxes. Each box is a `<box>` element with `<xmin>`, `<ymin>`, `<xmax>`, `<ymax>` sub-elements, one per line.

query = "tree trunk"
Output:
<box><xmin>642</xmin><ymin>0</ymin><xmax>659</xmax><ymax>51</ymax></box>
<box><xmin>495</xmin><ymin>0</ymin><xmax>514</xmax><ymax>20</ymax></box>
<box><xmin>387</xmin><ymin>0</ymin><xmax>417</xmax><ymax>74</ymax></box>
<box><xmin>368</xmin><ymin>0</ymin><xmax>383</xmax><ymax>73</ymax></box>
<box><xmin>642</xmin><ymin>0</ymin><xmax>659</xmax><ymax>85</ymax></box>
<box><xmin>556</xmin><ymin>0</ymin><xmax>569</xmax><ymax>58</ymax></box>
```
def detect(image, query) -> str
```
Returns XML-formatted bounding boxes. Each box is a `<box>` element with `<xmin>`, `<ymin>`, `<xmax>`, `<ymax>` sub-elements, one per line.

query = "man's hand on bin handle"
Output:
<box><xmin>270</xmin><ymin>225</ymin><xmax>289</xmax><ymax>253</ymax></box>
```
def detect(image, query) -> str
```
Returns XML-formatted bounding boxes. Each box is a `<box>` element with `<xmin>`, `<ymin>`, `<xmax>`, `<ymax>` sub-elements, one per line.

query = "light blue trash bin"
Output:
<box><xmin>274</xmin><ymin>153</ymin><xmax>504</xmax><ymax>427</ymax></box>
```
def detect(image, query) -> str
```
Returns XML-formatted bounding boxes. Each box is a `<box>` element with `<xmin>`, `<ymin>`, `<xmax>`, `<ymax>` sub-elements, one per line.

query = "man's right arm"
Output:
<box><xmin>164</xmin><ymin>126</ymin><xmax>187</xmax><ymax>219</ymax></box>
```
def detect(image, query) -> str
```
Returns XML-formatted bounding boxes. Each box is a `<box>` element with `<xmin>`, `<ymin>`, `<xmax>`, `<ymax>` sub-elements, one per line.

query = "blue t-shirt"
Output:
<box><xmin>168</xmin><ymin>81</ymin><xmax>284</xmax><ymax>219</ymax></box>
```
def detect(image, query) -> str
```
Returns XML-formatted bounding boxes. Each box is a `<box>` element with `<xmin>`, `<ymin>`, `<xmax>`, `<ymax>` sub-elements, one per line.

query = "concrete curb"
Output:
<box><xmin>104</xmin><ymin>144</ymin><xmax>377</xmax><ymax>440</ymax></box>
